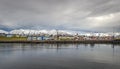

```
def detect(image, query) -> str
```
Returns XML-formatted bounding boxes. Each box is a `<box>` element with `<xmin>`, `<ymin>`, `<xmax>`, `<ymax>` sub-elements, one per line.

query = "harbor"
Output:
<box><xmin>0</xmin><ymin>43</ymin><xmax>120</xmax><ymax>69</ymax></box>
<box><xmin>0</xmin><ymin>40</ymin><xmax>120</xmax><ymax>44</ymax></box>
<box><xmin>0</xmin><ymin>30</ymin><xmax>120</xmax><ymax>44</ymax></box>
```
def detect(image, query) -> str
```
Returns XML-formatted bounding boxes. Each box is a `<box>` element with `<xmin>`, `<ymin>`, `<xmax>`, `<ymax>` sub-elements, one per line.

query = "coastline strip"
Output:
<box><xmin>0</xmin><ymin>40</ymin><xmax>119</xmax><ymax>44</ymax></box>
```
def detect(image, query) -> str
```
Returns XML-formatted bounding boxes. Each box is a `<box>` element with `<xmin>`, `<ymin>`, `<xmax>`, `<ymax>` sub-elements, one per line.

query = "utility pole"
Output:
<box><xmin>113</xmin><ymin>27</ymin><xmax>115</xmax><ymax>40</ymax></box>
<box><xmin>56</xmin><ymin>29</ymin><xmax>59</xmax><ymax>40</ymax></box>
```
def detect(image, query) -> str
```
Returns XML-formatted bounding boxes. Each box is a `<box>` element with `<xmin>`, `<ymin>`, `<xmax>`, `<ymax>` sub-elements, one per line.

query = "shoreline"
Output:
<box><xmin>0</xmin><ymin>40</ymin><xmax>119</xmax><ymax>44</ymax></box>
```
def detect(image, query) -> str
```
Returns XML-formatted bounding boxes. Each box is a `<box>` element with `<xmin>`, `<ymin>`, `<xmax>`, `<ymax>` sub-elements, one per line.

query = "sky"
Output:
<box><xmin>0</xmin><ymin>0</ymin><xmax>120</xmax><ymax>32</ymax></box>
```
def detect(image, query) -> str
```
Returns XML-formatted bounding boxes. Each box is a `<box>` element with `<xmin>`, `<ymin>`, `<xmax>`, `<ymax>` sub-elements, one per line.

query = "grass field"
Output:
<box><xmin>0</xmin><ymin>36</ymin><xmax>27</xmax><ymax>41</ymax></box>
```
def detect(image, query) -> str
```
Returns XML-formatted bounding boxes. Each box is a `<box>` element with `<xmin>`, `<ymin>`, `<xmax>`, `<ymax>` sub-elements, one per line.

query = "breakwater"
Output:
<box><xmin>0</xmin><ymin>40</ymin><xmax>119</xmax><ymax>44</ymax></box>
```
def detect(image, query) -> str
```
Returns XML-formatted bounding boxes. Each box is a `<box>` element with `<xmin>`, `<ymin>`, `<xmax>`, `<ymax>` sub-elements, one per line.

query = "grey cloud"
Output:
<box><xmin>0</xmin><ymin>0</ymin><xmax>120</xmax><ymax>32</ymax></box>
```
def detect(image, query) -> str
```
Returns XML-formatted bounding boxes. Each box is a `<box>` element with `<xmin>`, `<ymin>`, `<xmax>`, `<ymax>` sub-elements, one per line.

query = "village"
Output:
<box><xmin>0</xmin><ymin>31</ymin><xmax>120</xmax><ymax>41</ymax></box>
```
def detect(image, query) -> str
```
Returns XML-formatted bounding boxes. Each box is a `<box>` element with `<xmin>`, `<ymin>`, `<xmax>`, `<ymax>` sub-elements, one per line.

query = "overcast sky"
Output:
<box><xmin>0</xmin><ymin>0</ymin><xmax>120</xmax><ymax>32</ymax></box>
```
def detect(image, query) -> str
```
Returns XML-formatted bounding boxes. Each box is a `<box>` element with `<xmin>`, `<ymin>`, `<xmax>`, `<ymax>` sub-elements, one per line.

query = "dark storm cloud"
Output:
<box><xmin>0</xmin><ymin>0</ymin><xmax>120</xmax><ymax>32</ymax></box>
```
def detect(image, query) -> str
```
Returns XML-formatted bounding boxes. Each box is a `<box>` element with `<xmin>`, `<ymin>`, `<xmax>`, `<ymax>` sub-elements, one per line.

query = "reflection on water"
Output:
<box><xmin>0</xmin><ymin>43</ymin><xmax>120</xmax><ymax>69</ymax></box>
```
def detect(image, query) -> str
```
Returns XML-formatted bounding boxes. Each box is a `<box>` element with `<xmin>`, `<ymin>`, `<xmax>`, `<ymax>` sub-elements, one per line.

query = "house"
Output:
<box><xmin>27</xmin><ymin>36</ymin><xmax>37</xmax><ymax>40</ymax></box>
<box><xmin>6</xmin><ymin>34</ymin><xmax>13</xmax><ymax>37</ymax></box>
<box><xmin>27</xmin><ymin>36</ymin><xmax>44</xmax><ymax>41</ymax></box>
<box><xmin>27</xmin><ymin>36</ymin><xmax>32</xmax><ymax>40</ymax></box>
<box><xmin>0</xmin><ymin>33</ymin><xmax>6</xmax><ymax>37</ymax></box>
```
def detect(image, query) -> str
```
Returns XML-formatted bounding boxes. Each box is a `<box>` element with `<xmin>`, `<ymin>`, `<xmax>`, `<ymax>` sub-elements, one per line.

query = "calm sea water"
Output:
<box><xmin>0</xmin><ymin>43</ymin><xmax>120</xmax><ymax>69</ymax></box>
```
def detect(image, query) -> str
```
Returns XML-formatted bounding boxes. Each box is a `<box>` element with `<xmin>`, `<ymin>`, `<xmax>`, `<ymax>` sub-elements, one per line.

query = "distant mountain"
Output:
<box><xmin>0</xmin><ymin>30</ymin><xmax>8</xmax><ymax>34</ymax></box>
<box><xmin>9</xmin><ymin>29</ymin><xmax>73</xmax><ymax>35</ymax></box>
<box><xmin>0</xmin><ymin>29</ymin><xmax>120</xmax><ymax>36</ymax></box>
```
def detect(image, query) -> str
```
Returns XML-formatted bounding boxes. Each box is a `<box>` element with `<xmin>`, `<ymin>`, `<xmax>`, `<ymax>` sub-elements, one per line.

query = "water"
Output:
<box><xmin>0</xmin><ymin>43</ymin><xmax>120</xmax><ymax>69</ymax></box>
